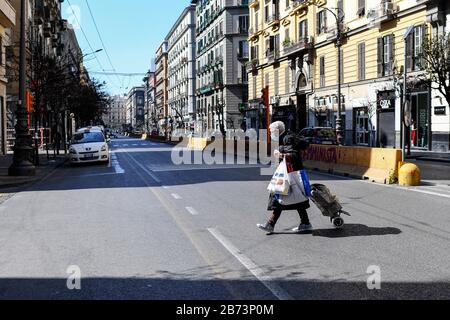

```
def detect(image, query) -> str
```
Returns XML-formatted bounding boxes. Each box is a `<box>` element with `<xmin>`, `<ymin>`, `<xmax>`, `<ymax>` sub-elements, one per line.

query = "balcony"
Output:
<box><xmin>282</xmin><ymin>36</ymin><xmax>314</xmax><ymax>56</ymax></box>
<box><xmin>246</xmin><ymin>58</ymin><xmax>259</xmax><ymax>72</ymax></box>
<box><xmin>367</xmin><ymin>0</ymin><xmax>398</xmax><ymax>27</ymax></box>
<box><xmin>267</xmin><ymin>13</ymin><xmax>280</xmax><ymax>27</ymax></box>
<box><xmin>266</xmin><ymin>49</ymin><xmax>280</xmax><ymax>64</ymax></box>
<box><xmin>0</xmin><ymin>0</ymin><xmax>15</xmax><ymax>28</ymax></box>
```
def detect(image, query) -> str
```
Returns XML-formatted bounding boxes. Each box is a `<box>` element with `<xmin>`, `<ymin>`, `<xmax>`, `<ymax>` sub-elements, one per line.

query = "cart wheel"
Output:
<box><xmin>332</xmin><ymin>217</ymin><xmax>345</xmax><ymax>229</ymax></box>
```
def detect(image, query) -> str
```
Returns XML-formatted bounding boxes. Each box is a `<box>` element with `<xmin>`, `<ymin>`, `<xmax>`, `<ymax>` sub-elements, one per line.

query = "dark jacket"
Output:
<box><xmin>268</xmin><ymin>131</ymin><xmax>310</xmax><ymax>211</ymax></box>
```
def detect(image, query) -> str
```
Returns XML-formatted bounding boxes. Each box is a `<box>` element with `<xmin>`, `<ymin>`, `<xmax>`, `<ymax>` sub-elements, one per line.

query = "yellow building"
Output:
<box><xmin>247</xmin><ymin>0</ymin><xmax>432</xmax><ymax>149</ymax></box>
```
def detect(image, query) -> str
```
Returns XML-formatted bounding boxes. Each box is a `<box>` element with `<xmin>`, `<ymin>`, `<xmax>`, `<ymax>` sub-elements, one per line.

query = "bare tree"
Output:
<box><xmin>421</xmin><ymin>32</ymin><xmax>450</xmax><ymax>107</ymax></box>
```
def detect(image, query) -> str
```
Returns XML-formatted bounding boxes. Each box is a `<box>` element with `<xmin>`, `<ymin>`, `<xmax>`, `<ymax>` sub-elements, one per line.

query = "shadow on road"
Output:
<box><xmin>0</xmin><ymin>276</ymin><xmax>448</xmax><ymax>300</ymax></box>
<box><xmin>269</xmin><ymin>224</ymin><xmax>402</xmax><ymax>238</ymax></box>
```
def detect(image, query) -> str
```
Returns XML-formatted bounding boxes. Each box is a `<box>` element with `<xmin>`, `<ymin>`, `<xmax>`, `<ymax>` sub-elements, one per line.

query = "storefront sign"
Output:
<box><xmin>434</xmin><ymin>106</ymin><xmax>446</xmax><ymax>115</ymax></box>
<box><xmin>378</xmin><ymin>91</ymin><xmax>396</xmax><ymax>110</ymax></box>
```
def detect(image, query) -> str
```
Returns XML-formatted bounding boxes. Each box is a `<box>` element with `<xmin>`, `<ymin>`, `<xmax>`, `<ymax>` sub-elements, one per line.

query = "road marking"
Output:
<box><xmin>124</xmin><ymin>152</ymin><xmax>162</xmax><ymax>184</ymax></box>
<box><xmin>162</xmin><ymin>186</ymin><xmax>170</xmax><ymax>189</ymax></box>
<box><xmin>313</xmin><ymin>171</ymin><xmax>450</xmax><ymax>200</ymax></box>
<box><xmin>151</xmin><ymin>165</ymin><xmax>266</xmax><ymax>172</ymax></box>
<box><xmin>110</xmin><ymin>152</ymin><xmax>125</xmax><ymax>174</ymax></box>
<box><xmin>207</xmin><ymin>228</ymin><xmax>293</xmax><ymax>301</ymax></box>
<box><xmin>185</xmin><ymin>207</ymin><xmax>199</xmax><ymax>215</ymax></box>
<box><xmin>405</xmin><ymin>188</ymin><xmax>450</xmax><ymax>199</ymax></box>
<box><xmin>171</xmin><ymin>193</ymin><xmax>182</xmax><ymax>200</ymax></box>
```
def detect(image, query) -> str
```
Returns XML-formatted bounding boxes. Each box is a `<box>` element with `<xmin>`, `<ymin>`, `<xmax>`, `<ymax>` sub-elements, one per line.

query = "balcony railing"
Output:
<box><xmin>282</xmin><ymin>36</ymin><xmax>314</xmax><ymax>55</ymax></box>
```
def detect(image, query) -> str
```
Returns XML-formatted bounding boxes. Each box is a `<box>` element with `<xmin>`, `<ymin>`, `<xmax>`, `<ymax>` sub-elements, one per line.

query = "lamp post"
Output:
<box><xmin>9</xmin><ymin>0</ymin><xmax>35</xmax><ymax>176</ymax></box>
<box><xmin>313</xmin><ymin>4</ymin><xmax>345</xmax><ymax>144</ymax></box>
<box><xmin>402</xmin><ymin>26</ymin><xmax>415</xmax><ymax>162</ymax></box>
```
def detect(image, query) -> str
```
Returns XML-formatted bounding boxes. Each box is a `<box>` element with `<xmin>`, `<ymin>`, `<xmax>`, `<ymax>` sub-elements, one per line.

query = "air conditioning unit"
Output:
<box><xmin>383</xmin><ymin>1</ymin><xmax>396</xmax><ymax>15</ymax></box>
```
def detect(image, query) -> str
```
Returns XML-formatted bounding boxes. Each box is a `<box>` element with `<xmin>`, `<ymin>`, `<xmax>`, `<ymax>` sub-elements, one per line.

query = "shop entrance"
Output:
<box><xmin>410</xmin><ymin>92</ymin><xmax>429</xmax><ymax>149</ymax></box>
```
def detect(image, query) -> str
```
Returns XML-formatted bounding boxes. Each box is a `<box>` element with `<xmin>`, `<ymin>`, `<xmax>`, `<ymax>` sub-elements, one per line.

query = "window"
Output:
<box><xmin>299</xmin><ymin>19</ymin><xmax>308</xmax><ymax>40</ymax></box>
<box><xmin>251</xmin><ymin>45</ymin><xmax>259</xmax><ymax>60</ymax></box>
<box><xmin>285</xmin><ymin>66</ymin><xmax>290</xmax><ymax>94</ymax></box>
<box><xmin>320</xmin><ymin>56</ymin><xmax>325</xmax><ymax>88</ymax></box>
<box><xmin>357</xmin><ymin>0</ymin><xmax>365</xmax><ymax>17</ymax></box>
<box><xmin>274</xmin><ymin>69</ymin><xmax>279</xmax><ymax>95</ymax></box>
<box><xmin>377</xmin><ymin>34</ymin><xmax>394</xmax><ymax>77</ymax></box>
<box><xmin>406</xmin><ymin>25</ymin><xmax>427</xmax><ymax>71</ymax></box>
<box><xmin>358</xmin><ymin>42</ymin><xmax>366</xmax><ymax>81</ymax></box>
<box><xmin>265</xmin><ymin>0</ymin><xmax>270</xmax><ymax>23</ymax></box>
<box><xmin>238</xmin><ymin>15</ymin><xmax>249</xmax><ymax>33</ymax></box>
<box><xmin>316</xmin><ymin>11</ymin><xmax>327</xmax><ymax>34</ymax></box>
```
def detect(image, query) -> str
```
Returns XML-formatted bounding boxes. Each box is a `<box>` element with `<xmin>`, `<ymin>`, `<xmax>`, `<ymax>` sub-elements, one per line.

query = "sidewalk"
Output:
<box><xmin>406</xmin><ymin>150</ymin><xmax>450</xmax><ymax>163</ymax></box>
<box><xmin>0</xmin><ymin>153</ymin><xmax>68</xmax><ymax>189</ymax></box>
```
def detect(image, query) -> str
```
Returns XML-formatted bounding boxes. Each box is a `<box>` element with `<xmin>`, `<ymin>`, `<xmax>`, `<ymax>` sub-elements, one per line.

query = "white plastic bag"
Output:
<box><xmin>276</xmin><ymin>171</ymin><xmax>309</xmax><ymax>206</ymax></box>
<box><xmin>267</xmin><ymin>159</ymin><xmax>290</xmax><ymax>195</ymax></box>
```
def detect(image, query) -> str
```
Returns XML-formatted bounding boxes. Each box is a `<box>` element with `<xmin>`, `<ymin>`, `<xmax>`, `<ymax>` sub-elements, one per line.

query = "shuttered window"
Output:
<box><xmin>285</xmin><ymin>66</ymin><xmax>290</xmax><ymax>94</ymax></box>
<box><xmin>377</xmin><ymin>34</ymin><xmax>395</xmax><ymax>77</ymax></box>
<box><xmin>274</xmin><ymin>70</ymin><xmax>279</xmax><ymax>95</ymax></box>
<box><xmin>357</xmin><ymin>0</ymin><xmax>365</xmax><ymax>17</ymax></box>
<box><xmin>320</xmin><ymin>56</ymin><xmax>325</xmax><ymax>88</ymax></box>
<box><xmin>358</xmin><ymin>42</ymin><xmax>366</xmax><ymax>80</ymax></box>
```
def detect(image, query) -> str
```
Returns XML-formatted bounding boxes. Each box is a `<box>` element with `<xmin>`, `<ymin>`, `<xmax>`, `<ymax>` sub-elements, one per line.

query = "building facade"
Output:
<box><xmin>167</xmin><ymin>4</ymin><xmax>197</xmax><ymax>131</ymax></box>
<box><xmin>427</xmin><ymin>0</ymin><xmax>450</xmax><ymax>152</ymax></box>
<box><xmin>143</xmin><ymin>71</ymin><xmax>156</xmax><ymax>132</ymax></box>
<box><xmin>193</xmin><ymin>0</ymin><xmax>249</xmax><ymax>134</ymax></box>
<box><xmin>103</xmin><ymin>95</ymin><xmax>126</xmax><ymax>131</ymax></box>
<box><xmin>155</xmin><ymin>40</ymin><xmax>169</xmax><ymax>135</ymax></box>
<box><xmin>126</xmin><ymin>86</ymin><xmax>145</xmax><ymax>132</ymax></box>
<box><xmin>248</xmin><ymin>0</ymin><xmax>442</xmax><ymax>151</ymax></box>
<box><xmin>0</xmin><ymin>0</ymin><xmax>15</xmax><ymax>154</ymax></box>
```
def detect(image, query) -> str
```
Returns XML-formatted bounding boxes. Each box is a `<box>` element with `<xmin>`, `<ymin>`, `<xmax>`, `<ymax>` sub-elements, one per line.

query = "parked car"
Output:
<box><xmin>69</xmin><ymin>129</ymin><xmax>109</xmax><ymax>164</ymax></box>
<box><xmin>298</xmin><ymin>127</ymin><xmax>338</xmax><ymax>145</ymax></box>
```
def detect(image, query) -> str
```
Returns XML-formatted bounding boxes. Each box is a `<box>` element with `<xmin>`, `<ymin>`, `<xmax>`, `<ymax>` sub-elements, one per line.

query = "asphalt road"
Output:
<box><xmin>0</xmin><ymin>137</ymin><xmax>450</xmax><ymax>300</ymax></box>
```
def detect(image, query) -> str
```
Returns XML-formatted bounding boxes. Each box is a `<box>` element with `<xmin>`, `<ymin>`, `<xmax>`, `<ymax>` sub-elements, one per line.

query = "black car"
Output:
<box><xmin>299</xmin><ymin>127</ymin><xmax>338</xmax><ymax>145</ymax></box>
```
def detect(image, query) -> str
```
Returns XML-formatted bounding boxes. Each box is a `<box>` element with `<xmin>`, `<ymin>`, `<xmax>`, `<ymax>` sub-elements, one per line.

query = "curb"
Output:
<box><xmin>0</xmin><ymin>157</ymin><xmax>68</xmax><ymax>190</ymax></box>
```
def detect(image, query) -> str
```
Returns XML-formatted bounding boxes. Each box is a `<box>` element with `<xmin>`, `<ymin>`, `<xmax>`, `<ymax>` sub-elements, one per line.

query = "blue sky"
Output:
<box><xmin>62</xmin><ymin>0</ymin><xmax>189</xmax><ymax>96</ymax></box>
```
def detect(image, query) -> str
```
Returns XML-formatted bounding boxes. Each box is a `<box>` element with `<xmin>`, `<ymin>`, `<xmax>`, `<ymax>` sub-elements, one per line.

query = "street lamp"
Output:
<box><xmin>313</xmin><ymin>4</ymin><xmax>346</xmax><ymax>144</ymax></box>
<box><xmin>9</xmin><ymin>0</ymin><xmax>35</xmax><ymax>176</ymax></box>
<box><xmin>402</xmin><ymin>26</ymin><xmax>415</xmax><ymax>162</ymax></box>
<box><xmin>83</xmin><ymin>49</ymin><xmax>103</xmax><ymax>58</ymax></box>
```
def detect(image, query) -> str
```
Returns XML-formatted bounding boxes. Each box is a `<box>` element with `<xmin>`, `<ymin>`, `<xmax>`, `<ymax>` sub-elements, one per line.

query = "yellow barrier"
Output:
<box><xmin>302</xmin><ymin>145</ymin><xmax>402</xmax><ymax>184</ymax></box>
<box><xmin>187</xmin><ymin>137</ymin><xmax>208</xmax><ymax>150</ymax></box>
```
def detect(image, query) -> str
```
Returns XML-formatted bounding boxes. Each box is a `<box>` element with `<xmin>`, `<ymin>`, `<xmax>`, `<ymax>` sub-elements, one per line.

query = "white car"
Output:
<box><xmin>69</xmin><ymin>130</ymin><xmax>109</xmax><ymax>164</ymax></box>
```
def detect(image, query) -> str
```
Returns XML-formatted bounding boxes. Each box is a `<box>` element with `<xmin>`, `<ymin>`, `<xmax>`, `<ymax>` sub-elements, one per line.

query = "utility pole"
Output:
<box><xmin>9</xmin><ymin>0</ymin><xmax>35</xmax><ymax>176</ymax></box>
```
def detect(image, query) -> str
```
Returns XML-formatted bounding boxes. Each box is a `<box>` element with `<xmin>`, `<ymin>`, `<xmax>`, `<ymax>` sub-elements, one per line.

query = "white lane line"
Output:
<box><xmin>171</xmin><ymin>193</ymin><xmax>182</xmax><ymax>200</ymax></box>
<box><xmin>313</xmin><ymin>171</ymin><xmax>450</xmax><ymax>200</ymax></box>
<box><xmin>110</xmin><ymin>152</ymin><xmax>125</xmax><ymax>174</ymax></box>
<box><xmin>207</xmin><ymin>228</ymin><xmax>293</xmax><ymax>301</ymax></box>
<box><xmin>185</xmin><ymin>207</ymin><xmax>199</xmax><ymax>216</ymax></box>
<box><xmin>151</xmin><ymin>165</ymin><xmax>265</xmax><ymax>172</ymax></box>
<box><xmin>125</xmin><ymin>152</ymin><xmax>162</xmax><ymax>184</ymax></box>
<box><xmin>404</xmin><ymin>188</ymin><xmax>450</xmax><ymax>199</ymax></box>
<box><xmin>162</xmin><ymin>186</ymin><xmax>170</xmax><ymax>189</ymax></box>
